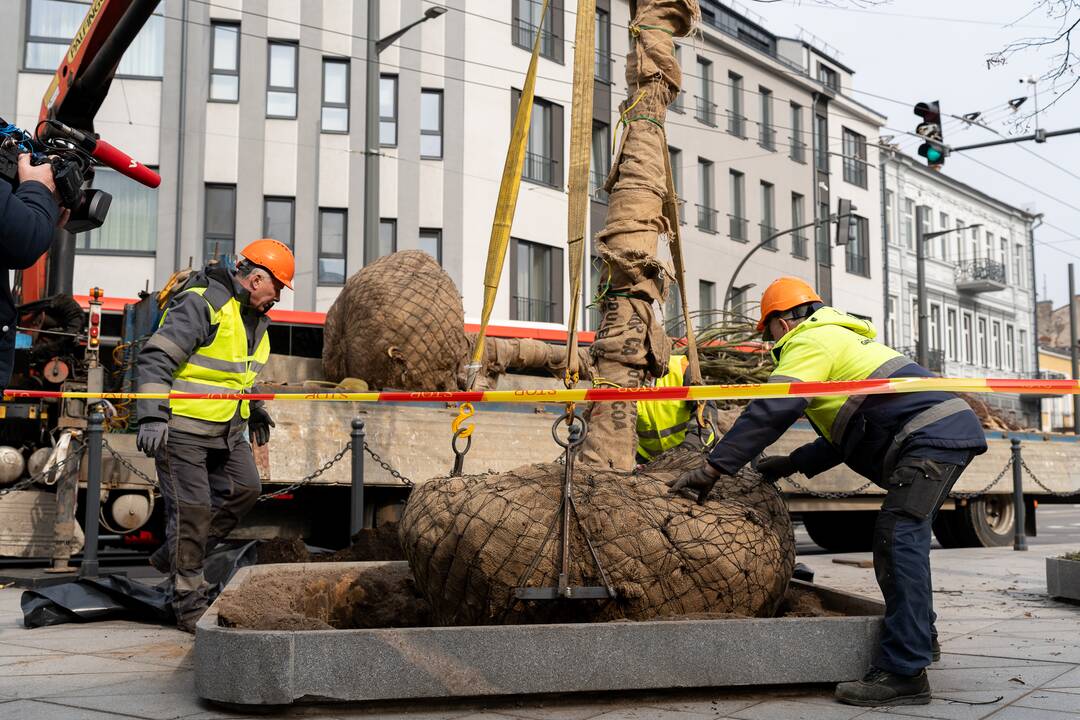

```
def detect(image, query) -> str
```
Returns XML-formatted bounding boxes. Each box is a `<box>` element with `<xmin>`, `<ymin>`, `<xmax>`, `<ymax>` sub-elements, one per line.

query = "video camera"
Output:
<box><xmin>0</xmin><ymin>117</ymin><xmax>111</xmax><ymax>233</ymax></box>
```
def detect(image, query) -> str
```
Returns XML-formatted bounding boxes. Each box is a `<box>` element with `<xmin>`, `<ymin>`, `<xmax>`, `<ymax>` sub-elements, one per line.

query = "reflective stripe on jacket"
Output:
<box><xmin>635</xmin><ymin>355</ymin><xmax>692</xmax><ymax>461</ymax></box>
<box><xmin>167</xmin><ymin>286</ymin><xmax>270</xmax><ymax>424</ymax></box>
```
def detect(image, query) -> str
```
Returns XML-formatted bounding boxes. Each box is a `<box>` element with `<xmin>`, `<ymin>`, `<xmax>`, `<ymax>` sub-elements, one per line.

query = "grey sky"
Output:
<box><xmin>741</xmin><ymin>0</ymin><xmax>1080</xmax><ymax>308</ymax></box>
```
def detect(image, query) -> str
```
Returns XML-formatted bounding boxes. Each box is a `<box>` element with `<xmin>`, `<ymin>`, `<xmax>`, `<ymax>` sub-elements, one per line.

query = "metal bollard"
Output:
<box><xmin>1011</xmin><ymin>438</ymin><xmax>1028</xmax><ymax>552</ymax></box>
<box><xmin>79</xmin><ymin>409</ymin><xmax>105</xmax><ymax>577</ymax></box>
<box><xmin>350</xmin><ymin>418</ymin><xmax>366</xmax><ymax>537</ymax></box>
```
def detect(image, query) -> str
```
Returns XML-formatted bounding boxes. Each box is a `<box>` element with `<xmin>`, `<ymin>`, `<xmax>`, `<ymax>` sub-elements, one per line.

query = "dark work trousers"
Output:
<box><xmin>872</xmin><ymin>454</ymin><xmax>970</xmax><ymax>676</ymax></box>
<box><xmin>154</xmin><ymin>437</ymin><xmax>260</xmax><ymax>624</ymax></box>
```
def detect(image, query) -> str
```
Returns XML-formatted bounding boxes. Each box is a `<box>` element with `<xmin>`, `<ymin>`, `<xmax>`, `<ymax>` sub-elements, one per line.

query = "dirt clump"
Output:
<box><xmin>777</xmin><ymin>585</ymin><xmax>843</xmax><ymax>618</ymax></box>
<box><xmin>255</xmin><ymin>537</ymin><xmax>311</xmax><ymax>564</ymax></box>
<box><xmin>253</xmin><ymin>522</ymin><xmax>405</xmax><ymax>566</ymax></box>
<box><xmin>217</xmin><ymin>564</ymin><xmax>430</xmax><ymax>631</ymax></box>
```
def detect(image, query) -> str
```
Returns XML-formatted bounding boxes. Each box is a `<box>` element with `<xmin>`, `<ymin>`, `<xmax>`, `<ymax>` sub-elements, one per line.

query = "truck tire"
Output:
<box><xmin>802</xmin><ymin>511</ymin><xmax>877</xmax><ymax>553</ymax></box>
<box><xmin>934</xmin><ymin>496</ymin><xmax>1014</xmax><ymax>548</ymax></box>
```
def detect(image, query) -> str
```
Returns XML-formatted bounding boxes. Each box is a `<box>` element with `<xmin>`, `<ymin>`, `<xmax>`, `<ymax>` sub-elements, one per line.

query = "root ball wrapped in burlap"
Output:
<box><xmin>322</xmin><ymin>251</ymin><xmax>469</xmax><ymax>390</ymax></box>
<box><xmin>400</xmin><ymin>447</ymin><xmax>794</xmax><ymax>625</ymax></box>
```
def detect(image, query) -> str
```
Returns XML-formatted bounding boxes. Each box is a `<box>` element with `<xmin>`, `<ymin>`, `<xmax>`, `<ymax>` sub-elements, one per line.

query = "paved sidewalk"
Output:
<box><xmin>0</xmin><ymin>544</ymin><xmax>1077</xmax><ymax>719</ymax></box>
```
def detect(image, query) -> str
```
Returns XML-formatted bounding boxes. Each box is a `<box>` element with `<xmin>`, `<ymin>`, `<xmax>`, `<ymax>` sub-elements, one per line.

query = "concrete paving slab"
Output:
<box><xmin>931</xmin><ymin>653</ymin><xmax>1063</xmax><ymax>671</ymax></box>
<box><xmin>0</xmin><ymin>651</ymin><xmax>162</xmax><ymax>676</ymax></box>
<box><xmin>927</xmin><ymin>664</ymin><xmax>1076</xmax><ymax>693</ymax></box>
<box><xmin>0</xmin><ymin>698</ymin><xmax>139</xmax><ymax>719</ymax></box>
<box><xmin>0</xmin><ymin>669</ymin><xmax>167</xmax><ymax>699</ymax></box>
<box><xmin>941</xmin><ymin>637</ymin><xmax>1080</xmax><ymax>664</ymax></box>
<box><xmin>0</xmin><ymin>640</ymin><xmax>54</xmax><ymax>656</ymax></box>
<box><xmin>635</xmin><ymin>694</ymin><xmax>764</xmax><ymax>717</ymax></box>
<box><xmin>36</xmin><ymin>668</ymin><xmax>194</xmax><ymax>699</ymax></box>
<box><xmin>38</xmin><ymin>688</ymin><xmax>220</xmax><ymax>720</ymax></box>
<box><xmin>832</xmin><ymin>689</ymin><xmax>1024</xmax><ymax>720</ymax></box>
<box><xmin>1042</xmin><ymin>666</ymin><xmax>1080</xmax><ymax>689</ymax></box>
<box><xmin>585</xmin><ymin>708</ymin><xmax>720</xmax><ymax>720</ymax></box>
<box><xmin>1011</xmin><ymin>689</ymin><xmax>1080</xmax><ymax>714</ymax></box>
<box><xmin>728</xmin><ymin>698</ymin><xmax>864</xmax><ymax>720</ymax></box>
<box><xmin>966</xmin><ymin>706</ymin><xmax>1080</xmax><ymax>719</ymax></box>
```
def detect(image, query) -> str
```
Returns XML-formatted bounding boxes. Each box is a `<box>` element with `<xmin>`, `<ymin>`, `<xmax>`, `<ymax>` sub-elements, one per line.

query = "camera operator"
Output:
<box><xmin>1</xmin><ymin>153</ymin><xmax>64</xmax><ymax>392</ymax></box>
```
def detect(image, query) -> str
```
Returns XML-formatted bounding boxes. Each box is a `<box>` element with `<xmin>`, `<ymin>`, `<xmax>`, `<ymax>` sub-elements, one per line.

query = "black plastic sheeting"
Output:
<box><xmin>20</xmin><ymin>541</ymin><xmax>258</xmax><ymax>628</ymax></box>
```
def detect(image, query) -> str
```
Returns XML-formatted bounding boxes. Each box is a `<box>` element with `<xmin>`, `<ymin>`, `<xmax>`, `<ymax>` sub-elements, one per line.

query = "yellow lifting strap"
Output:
<box><xmin>563</xmin><ymin>0</ymin><xmax>597</xmax><ymax>389</ymax></box>
<box><xmin>467</xmin><ymin>0</ymin><xmax>551</xmax><ymax>385</ymax></box>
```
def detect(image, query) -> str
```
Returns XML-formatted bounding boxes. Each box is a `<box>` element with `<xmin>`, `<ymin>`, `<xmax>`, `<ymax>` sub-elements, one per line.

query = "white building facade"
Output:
<box><xmin>1</xmin><ymin>0</ymin><xmax>885</xmax><ymax>332</ymax></box>
<box><xmin>880</xmin><ymin>151</ymin><xmax>1039</xmax><ymax>424</ymax></box>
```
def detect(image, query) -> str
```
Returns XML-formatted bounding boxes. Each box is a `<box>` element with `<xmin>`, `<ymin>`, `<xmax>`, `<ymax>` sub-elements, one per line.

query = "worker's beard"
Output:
<box><xmin>255</xmin><ymin>299</ymin><xmax>275</xmax><ymax>315</ymax></box>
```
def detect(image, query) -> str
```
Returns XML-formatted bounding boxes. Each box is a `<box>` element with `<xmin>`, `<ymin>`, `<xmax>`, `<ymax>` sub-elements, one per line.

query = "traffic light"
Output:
<box><xmin>835</xmin><ymin>198</ymin><xmax>857</xmax><ymax>245</ymax></box>
<box><xmin>914</xmin><ymin>101</ymin><xmax>946</xmax><ymax>167</ymax></box>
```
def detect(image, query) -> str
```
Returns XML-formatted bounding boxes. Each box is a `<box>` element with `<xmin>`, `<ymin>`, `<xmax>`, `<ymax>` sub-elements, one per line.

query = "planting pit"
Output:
<box><xmin>196</xmin><ymin>561</ymin><xmax>884</xmax><ymax>706</ymax></box>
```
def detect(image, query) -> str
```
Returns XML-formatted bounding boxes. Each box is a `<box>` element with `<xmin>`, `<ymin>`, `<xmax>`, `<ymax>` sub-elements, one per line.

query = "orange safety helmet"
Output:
<box><xmin>240</xmin><ymin>238</ymin><xmax>295</xmax><ymax>289</ymax></box>
<box><xmin>756</xmin><ymin>276</ymin><xmax>822</xmax><ymax>332</ymax></box>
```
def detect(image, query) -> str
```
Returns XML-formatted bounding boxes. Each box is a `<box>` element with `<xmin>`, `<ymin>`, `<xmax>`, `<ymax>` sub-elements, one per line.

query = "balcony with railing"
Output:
<box><xmin>727</xmin><ymin>110</ymin><xmax>746</xmax><ymax>138</ymax></box>
<box><xmin>523</xmin><ymin>151</ymin><xmax>559</xmax><ymax>187</ymax></box>
<box><xmin>845</xmin><ymin>251</ymin><xmax>870</xmax><ymax>278</ymax></box>
<box><xmin>513</xmin><ymin>295</ymin><xmax>557</xmax><ymax>323</ymax></box>
<box><xmin>694</xmin><ymin>96</ymin><xmax>718</xmax><ymax>126</ymax></box>
<box><xmin>896</xmin><ymin>346</ymin><xmax>945</xmax><ymax>374</ymax></box>
<box><xmin>758</xmin><ymin>123</ymin><xmax>776</xmax><ymax>151</ymax></box>
<box><xmin>955</xmin><ymin>258</ymin><xmax>1007</xmax><ymax>293</ymax></box>
<box><xmin>595</xmin><ymin>52</ymin><xmax>613</xmax><ymax>83</ymax></box>
<box><xmin>669</xmin><ymin>89</ymin><xmax>686</xmax><ymax>114</ymax></box>
<box><xmin>696</xmin><ymin>204</ymin><xmax>718</xmax><ymax>234</ymax></box>
<box><xmin>791</xmin><ymin>233</ymin><xmax>808</xmax><ymax>259</ymax></box>
<box><xmin>789</xmin><ymin>138</ymin><xmax>807</xmax><ymax>163</ymax></box>
<box><xmin>842</xmin><ymin>156</ymin><xmax>868</xmax><ymax>189</ymax></box>
<box><xmin>590</xmin><ymin>169</ymin><xmax>609</xmax><ymax>203</ymax></box>
<box><xmin>513</xmin><ymin>19</ymin><xmax>556</xmax><ymax>58</ymax></box>
<box><xmin>728</xmin><ymin>214</ymin><xmax>748</xmax><ymax>242</ymax></box>
<box><xmin>759</xmin><ymin>223</ymin><xmax>777</xmax><ymax>250</ymax></box>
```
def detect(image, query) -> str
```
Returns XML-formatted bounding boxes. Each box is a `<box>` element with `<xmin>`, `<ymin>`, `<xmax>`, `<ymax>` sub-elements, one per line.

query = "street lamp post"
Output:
<box><xmin>364</xmin><ymin>6</ymin><xmax>447</xmax><ymax>265</ymax></box>
<box><xmin>915</xmin><ymin>213</ymin><xmax>981</xmax><ymax>368</ymax></box>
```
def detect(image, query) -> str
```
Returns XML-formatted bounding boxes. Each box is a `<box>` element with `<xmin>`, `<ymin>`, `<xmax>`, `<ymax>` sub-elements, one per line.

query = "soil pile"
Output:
<box><xmin>255</xmin><ymin>523</ymin><xmax>405</xmax><ymax>565</ymax></box>
<box><xmin>399</xmin><ymin>447</ymin><xmax>795</xmax><ymax>626</ymax></box>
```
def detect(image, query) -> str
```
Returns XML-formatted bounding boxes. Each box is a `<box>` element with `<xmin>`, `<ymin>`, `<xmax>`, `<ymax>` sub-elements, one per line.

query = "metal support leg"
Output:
<box><xmin>1011</xmin><ymin>438</ymin><xmax>1028</xmax><ymax>552</ymax></box>
<box><xmin>350</xmin><ymin>418</ymin><xmax>366</xmax><ymax>536</ymax></box>
<box><xmin>79</xmin><ymin>409</ymin><xmax>104</xmax><ymax>577</ymax></box>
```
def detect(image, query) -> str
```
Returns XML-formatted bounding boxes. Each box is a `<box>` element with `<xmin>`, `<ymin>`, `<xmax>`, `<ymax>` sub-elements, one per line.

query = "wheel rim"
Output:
<box><xmin>981</xmin><ymin>495</ymin><xmax>1015</xmax><ymax>535</ymax></box>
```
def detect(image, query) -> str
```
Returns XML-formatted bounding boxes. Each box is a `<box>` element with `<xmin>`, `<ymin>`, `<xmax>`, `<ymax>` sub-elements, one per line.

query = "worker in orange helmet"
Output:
<box><xmin>135</xmin><ymin>239</ymin><xmax>294</xmax><ymax>632</ymax></box>
<box><xmin>668</xmin><ymin>276</ymin><xmax>987</xmax><ymax>708</ymax></box>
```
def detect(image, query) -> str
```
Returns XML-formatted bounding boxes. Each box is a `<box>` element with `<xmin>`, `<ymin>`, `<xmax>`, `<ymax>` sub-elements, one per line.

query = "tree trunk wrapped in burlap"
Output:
<box><xmin>581</xmin><ymin>0</ymin><xmax>698</xmax><ymax>471</ymax></box>
<box><xmin>400</xmin><ymin>447</ymin><xmax>795</xmax><ymax>625</ymax></box>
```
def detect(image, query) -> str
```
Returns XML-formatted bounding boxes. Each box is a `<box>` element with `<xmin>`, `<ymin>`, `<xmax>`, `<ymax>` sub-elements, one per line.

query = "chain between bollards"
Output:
<box><xmin>350</xmin><ymin>418</ymin><xmax>366</xmax><ymax>537</ymax></box>
<box><xmin>1010</xmin><ymin>438</ymin><xmax>1027</xmax><ymax>552</ymax></box>
<box><xmin>79</xmin><ymin>408</ymin><xmax>105</xmax><ymax>577</ymax></box>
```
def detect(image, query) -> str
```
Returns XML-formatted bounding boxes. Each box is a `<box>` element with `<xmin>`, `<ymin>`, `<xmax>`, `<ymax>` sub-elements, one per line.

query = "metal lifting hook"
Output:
<box><xmin>450</xmin><ymin>402</ymin><xmax>475</xmax><ymax>476</ymax></box>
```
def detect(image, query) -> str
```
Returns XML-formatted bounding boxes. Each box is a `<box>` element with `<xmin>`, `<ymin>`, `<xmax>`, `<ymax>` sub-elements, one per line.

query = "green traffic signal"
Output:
<box><xmin>926</xmin><ymin>146</ymin><xmax>944</xmax><ymax>163</ymax></box>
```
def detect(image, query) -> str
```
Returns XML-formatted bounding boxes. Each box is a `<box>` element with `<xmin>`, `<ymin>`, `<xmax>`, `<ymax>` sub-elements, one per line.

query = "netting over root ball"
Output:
<box><xmin>400</xmin><ymin>447</ymin><xmax>795</xmax><ymax>626</ymax></box>
<box><xmin>322</xmin><ymin>251</ymin><xmax>468</xmax><ymax>390</ymax></box>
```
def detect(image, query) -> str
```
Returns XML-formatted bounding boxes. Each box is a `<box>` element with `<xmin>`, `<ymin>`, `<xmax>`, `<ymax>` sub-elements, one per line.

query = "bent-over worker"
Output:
<box><xmin>135</xmin><ymin>239</ymin><xmax>294</xmax><ymax>632</ymax></box>
<box><xmin>668</xmin><ymin>276</ymin><xmax>986</xmax><ymax>708</ymax></box>
<box><xmin>635</xmin><ymin>354</ymin><xmax>714</xmax><ymax>463</ymax></box>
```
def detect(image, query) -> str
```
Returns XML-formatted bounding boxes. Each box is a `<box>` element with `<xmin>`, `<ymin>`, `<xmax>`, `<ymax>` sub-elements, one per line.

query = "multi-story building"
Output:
<box><xmin>880</xmin><ymin>150</ymin><xmax>1040</xmax><ymax>425</ymax></box>
<box><xmin>1</xmin><ymin>0</ymin><xmax>885</xmax><ymax>333</ymax></box>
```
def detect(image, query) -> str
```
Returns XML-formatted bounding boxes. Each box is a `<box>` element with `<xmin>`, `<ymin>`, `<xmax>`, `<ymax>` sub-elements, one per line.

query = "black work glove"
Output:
<box><xmin>248</xmin><ymin>406</ymin><xmax>275</xmax><ymax>447</ymax></box>
<box><xmin>666</xmin><ymin>463</ymin><xmax>725</xmax><ymax>505</ymax></box>
<box><xmin>136</xmin><ymin>420</ymin><xmax>168</xmax><ymax>458</ymax></box>
<box><xmin>756</xmin><ymin>455</ymin><xmax>797</xmax><ymax>483</ymax></box>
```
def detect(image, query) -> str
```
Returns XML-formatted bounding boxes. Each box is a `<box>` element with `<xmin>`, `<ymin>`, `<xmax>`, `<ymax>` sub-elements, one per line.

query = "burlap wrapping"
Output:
<box><xmin>322</xmin><ymin>251</ymin><xmax>469</xmax><ymax>390</ymax></box>
<box><xmin>400</xmin><ymin>446</ymin><xmax>794</xmax><ymax>625</ymax></box>
<box><xmin>467</xmin><ymin>335</ymin><xmax>594</xmax><ymax>391</ymax></box>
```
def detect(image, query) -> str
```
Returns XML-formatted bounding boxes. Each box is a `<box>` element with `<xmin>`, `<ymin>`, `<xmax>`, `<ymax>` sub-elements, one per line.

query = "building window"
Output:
<box><xmin>901</xmin><ymin>198</ymin><xmax>914</xmax><ymax>250</ymax></box>
<box><xmin>419</xmin><ymin>228</ymin><xmax>443</xmax><ymax>265</ymax></box>
<box><xmin>321</xmin><ymin>58</ymin><xmax>349</xmax><ymax>132</ymax></box>
<box><xmin>514</xmin><ymin>89</ymin><xmax>563</xmax><ymax>188</ymax></box>
<box><xmin>760</xmin><ymin>181</ymin><xmax>776</xmax><ymax>249</ymax></box>
<box><xmin>669</xmin><ymin>45</ymin><xmax>684</xmax><ymax>112</ymax></box>
<box><xmin>695</xmin><ymin>57</ymin><xmax>716</xmax><ymax>126</ymax></box>
<box><xmin>591</xmin><ymin>122</ymin><xmax>611</xmax><ymax>202</ymax></box>
<box><xmin>970</xmin><ymin>225</ymin><xmax>979</xmax><ymax>260</ymax></box>
<box><xmin>985</xmin><ymin>231</ymin><xmax>994</xmax><ymax>262</ymax></box>
<box><xmin>25</xmin><ymin>0</ymin><xmax>164</xmax><ymax>76</ymax></box>
<box><xmin>266</xmin><ymin>41</ymin><xmax>298</xmax><ymax>118</ymax></box>
<box><xmin>791</xmin><ymin>193</ymin><xmax>807</xmax><ymax>259</ymax></box>
<box><xmin>955</xmin><ymin>219</ymin><xmax>966</xmax><ymax>260</ymax></box>
<box><xmin>930</xmin><ymin>304</ymin><xmax>941</xmax><ymax>351</ymax></box>
<box><xmin>789</xmin><ymin>103</ymin><xmax>805</xmax><ymax>162</ymax></box>
<box><xmin>666</xmin><ymin>282</ymin><xmax>685</xmax><ymax>337</ymax></box>
<box><xmin>992</xmin><ymin>321</ymin><xmax>1002</xmax><ymax>369</ymax></box>
<box><xmin>814</xmin><ymin>114</ymin><xmax>829</xmax><ymax>172</ymax></box>
<box><xmin>378</xmin><ymin>219</ymin><xmax>397</xmax><ymax>259</ymax></box>
<box><xmin>883</xmin><ymin>190</ymin><xmax>894</xmax><ymax>245</ymax></box>
<box><xmin>380</xmin><ymin>75</ymin><xmax>398</xmax><ymax>146</ymax></box>
<box><xmin>696</xmin><ymin>158</ymin><xmax>716</xmax><ymax>233</ymax></box>
<box><xmin>938</xmin><ymin>212</ymin><xmax>950</xmax><ymax>259</ymax></box>
<box><xmin>962</xmin><ymin>312</ymin><xmax>973</xmax><ymax>364</ymax></box>
<box><xmin>1018</xmin><ymin>329</ymin><xmax>1027</xmax><ymax>372</ymax></box>
<box><xmin>512</xmin><ymin>0</ymin><xmax>563</xmax><ymax>62</ymax></box>
<box><xmin>844</xmin><ymin>215</ymin><xmax>870</xmax><ymax>277</ymax></box>
<box><xmin>203</xmin><ymin>184</ymin><xmax>236</xmax><ymax>261</ymax></box>
<box><xmin>318</xmin><ymin>209</ymin><xmax>347</xmax><ymax>285</ymax></box>
<box><xmin>210</xmin><ymin>23</ymin><xmax>240</xmax><ymax>101</ymax></box>
<box><xmin>727</xmin><ymin>72</ymin><xmax>744</xmax><ymax>137</ymax></box>
<box><xmin>758</xmin><ymin>87</ymin><xmax>775</xmax><ymax>150</ymax></box>
<box><xmin>77</xmin><ymin>168</ymin><xmax>157</xmax><ymax>253</ymax></box>
<box><xmin>977</xmin><ymin>317</ymin><xmax>988</xmax><ymax>367</ymax></box>
<box><xmin>595</xmin><ymin>8</ymin><xmax>612</xmax><ymax>83</ymax></box>
<box><xmin>511</xmin><ymin>238</ymin><xmax>563</xmax><ymax>323</ymax></box>
<box><xmin>669</xmin><ymin>146</ymin><xmax>684</xmax><ymax>223</ymax></box>
<box><xmin>698</xmin><ymin>280</ymin><xmax>715</xmax><ymax>328</ymax></box>
<box><xmin>1000</xmin><ymin>237</ymin><xmax>1009</xmax><ymax>282</ymax></box>
<box><xmin>816</xmin><ymin>201</ymin><xmax>831</xmax><ymax>267</ymax></box>
<box><xmin>729</xmin><ymin>169</ymin><xmax>746</xmax><ymax>242</ymax></box>
<box><xmin>1015</xmin><ymin>242</ymin><xmax>1025</xmax><ymax>287</ymax></box>
<box><xmin>1006</xmin><ymin>324</ymin><xmax>1015</xmax><ymax>372</ymax></box>
<box><xmin>263</xmin><ymin>197</ymin><xmax>295</xmax><ymax>248</ymax></box>
<box><xmin>420</xmin><ymin>89</ymin><xmax>444</xmax><ymax>159</ymax></box>
<box><xmin>946</xmin><ymin>309</ymin><xmax>958</xmax><ymax>362</ymax></box>
<box><xmin>818</xmin><ymin>63</ymin><xmax>839</xmax><ymax>92</ymax></box>
<box><xmin>887</xmin><ymin>296</ymin><xmax>898</xmax><ymax>346</ymax></box>
<box><xmin>841</xmin><ymin>128</ymin><xmax>867</xmax><ymax>188</ymax></box>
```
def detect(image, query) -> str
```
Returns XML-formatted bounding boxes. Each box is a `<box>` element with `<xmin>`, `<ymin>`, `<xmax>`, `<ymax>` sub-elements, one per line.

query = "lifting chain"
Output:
<box><xmin>102</xmin><ymin>436</ymin><xmax>159</xmax><ymax>492</ymax></box>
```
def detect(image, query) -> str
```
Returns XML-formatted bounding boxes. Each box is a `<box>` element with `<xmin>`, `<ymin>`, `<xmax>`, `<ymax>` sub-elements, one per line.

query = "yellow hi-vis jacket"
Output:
<box><xmin>635</xmin><ymin>355</ymin><xmax>693</xmax><ymax>461</ymax></box>
<box><xmin>167</xmin><ymin>286</ymin><xmax>270</xmax><ymax>424</ymax></box>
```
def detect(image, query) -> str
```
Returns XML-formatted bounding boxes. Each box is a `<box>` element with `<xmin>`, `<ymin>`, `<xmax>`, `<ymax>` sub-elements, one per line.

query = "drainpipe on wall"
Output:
<box><xmin>173</xmin><ymin>0</ymin><xmax>189</xmax><ymax>274</ymax></box>
<box><xmin>880</xmin><ymin>149</ymin><xmax>891</xmax><ymax>345</ymax></box>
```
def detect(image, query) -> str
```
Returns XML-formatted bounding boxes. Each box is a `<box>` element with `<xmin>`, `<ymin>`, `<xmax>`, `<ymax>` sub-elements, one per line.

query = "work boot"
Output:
<box><xmin>149</xmin><ymin>544</ymin><xmax>169</xmax><ymax>574</ymax></box>
<box><xmin>175</xmin><ymin>607</ymin><xmax>206</xmax><ymax>635</ymax></box>
<box><xmin>932</xmin><ymin>636</ymin><xmax>941</xmax><ymax>662</ymax></box>
<box><xmin>835</xmin><ymin>667</ymin><xmax>931</xmax><ymax>707</ymax></box>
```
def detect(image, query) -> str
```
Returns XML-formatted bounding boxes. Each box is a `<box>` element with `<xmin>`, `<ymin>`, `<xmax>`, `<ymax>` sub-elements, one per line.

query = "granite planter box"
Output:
<box><xmin>1046</xmin><ymin>556</ymin><xmax>1080</xmax><ymax>602</ymax></box>
<box><xmin>195</xmin><ymin>561</ymin><xmax>884</xmax><ymax>707</ymax></box>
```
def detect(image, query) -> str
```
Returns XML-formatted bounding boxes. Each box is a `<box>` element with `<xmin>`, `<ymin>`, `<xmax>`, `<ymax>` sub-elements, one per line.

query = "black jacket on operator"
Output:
<box><xmin>0</xmin><ymin>178</ymin><xmax>60</xmax><ymax>390</ymax></box>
